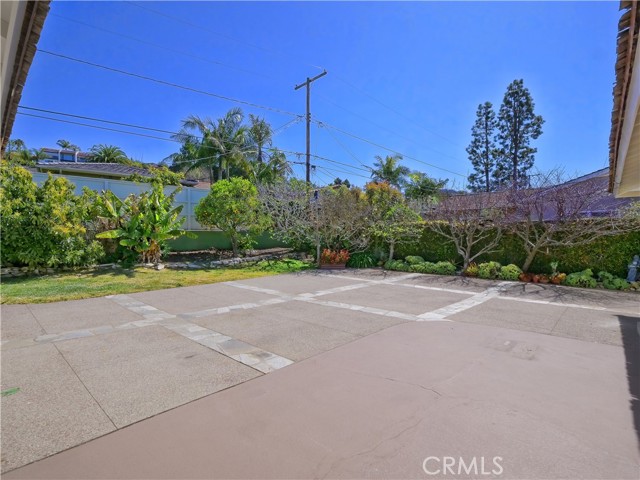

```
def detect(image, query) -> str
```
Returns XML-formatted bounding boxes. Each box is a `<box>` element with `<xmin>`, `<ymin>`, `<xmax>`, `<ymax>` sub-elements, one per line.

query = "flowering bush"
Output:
<box><xmin>320</xmin><ymin>249</ymin><xmax>350</xmax><ymax>265</ymax></box>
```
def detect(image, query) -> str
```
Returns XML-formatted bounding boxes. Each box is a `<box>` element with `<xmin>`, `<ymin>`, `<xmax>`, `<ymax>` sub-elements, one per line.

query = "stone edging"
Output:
<box><xmin>1</xmin><ymin>251</ymin><xmax>310</xmax><ymax>278</ymax></box>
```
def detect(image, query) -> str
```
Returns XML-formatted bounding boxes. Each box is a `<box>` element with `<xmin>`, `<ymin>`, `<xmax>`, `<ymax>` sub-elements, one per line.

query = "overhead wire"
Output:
<box><xmin>39</xmin><ymin>14</ymin><xmax>467</xmax><ymax>180</ymax></box>
<box><xmin>124</xmin><ymin>1</ymin><xmax>326</xmax><ymax>72</ymax></box>
<box><xmin>38</xmin><ymin>50</ymin><xmax>300</xmax><ymax>117</ymax></box>
<box><xmin>317</xmin><ymin>93</ymin><xmax>466</xmax><ymax>164</ymax></box>
<box><xmin>125</xmin><ymin>0</ymin><xmax>464</xmax><ymax>158</ymax></box>
<box><xmin>17</xmin><ymin>112</ymin><xmax>182</xmax><ymax>143</ymax></box>
<box><xmin>20</xmin><ymin>109</ymin><xmax>386</xmax><ymax>184</ymax></box>
<box><xmin>333</xmin><ymin>74</ymin><xmax>465</xmax><ymax>149</ymax></box>
<box><xmin>49</xmin><ymin>13</ymin><xmax>281</xmax><ymax>82</ymax></box>
<box><xmin>315</xmin><ymin>119</ymin><xmax>466</xmax><ymax>178</ymax></box>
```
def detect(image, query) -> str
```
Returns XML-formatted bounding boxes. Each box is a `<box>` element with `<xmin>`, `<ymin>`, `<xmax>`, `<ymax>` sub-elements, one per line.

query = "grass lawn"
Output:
<box><xmin>0</xmin><ymin>259</ymin><xmax>312</xmax><ymax>304</ymax></box>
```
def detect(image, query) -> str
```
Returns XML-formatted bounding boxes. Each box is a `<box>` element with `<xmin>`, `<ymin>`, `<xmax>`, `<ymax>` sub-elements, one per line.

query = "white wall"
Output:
<box><xmin>32</xmin><ymin>172</ymin><xmax>210</xmax><ymax>230</ymax></box>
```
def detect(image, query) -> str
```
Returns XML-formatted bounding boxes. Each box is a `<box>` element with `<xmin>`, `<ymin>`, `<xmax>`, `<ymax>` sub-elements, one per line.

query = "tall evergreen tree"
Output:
<box><xmin>495</xmin><ymin>79</ymin><xmax>544</xmax><ymax>189</ymax></box>
<box><xmin>466</xmin><ymin>102</ymin><xmax>498</xmax><ymax>192</ymax></box>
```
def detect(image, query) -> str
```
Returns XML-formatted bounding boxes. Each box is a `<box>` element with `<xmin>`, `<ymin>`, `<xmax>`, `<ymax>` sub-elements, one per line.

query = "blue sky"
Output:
<box><xmin>13</xmin><ymin>1</ymin><xmax>619</xmax><ymax>188</ymax></box>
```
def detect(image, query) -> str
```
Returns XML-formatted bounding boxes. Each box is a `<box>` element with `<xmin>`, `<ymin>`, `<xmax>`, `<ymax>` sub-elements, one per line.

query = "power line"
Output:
<box><xmin>17</xmin><ymin>112</ymin><xmax>181</xmax><ymax>143</ymax></box>
<box><xmin>124</xmin><ymin>1</ymin><xmax>326</xmax><ymax>73</ymax></box>
<box><xmin>319</xmin><ymin>122</ymin><xmax>371</xmax><ymax>171</ymax></box>
<box><xmin>315</xmin><ymin>164</ymin><xmax>370</xmax><ymax>181</ymax></box>
<box><xmin>317</xmin><ymin>93</ymin><xmax>465</xmax><ymax>164</ymax></box>
<box><xmin>313</xmin><ymin>166</ymin><xmax>337</xmax><ymax>185</ymax></box>
<box><xmin>315</xmin><ymin>119</ymin><xmax>466</xmax><ymax>178</ymax></box>
<box><xmin>333</xmin><ymin>74</ymin><xmax>465</xmax><ymax>149</ymax></box>
<box><xmin>19</xmin><ymin>106</ymin><xmax>180</xmax><ymax>136</ymax></box>
<box><xmin>277</xmin><ymin>148</ymin><xmax>370</xmax><ymax>174</ymax></box>
<box><xmin>19</xmin><ymin>106</ymin><xmax>301</xmax><ymax>144</ymax></box>
<box><xmin>49</xmin><ymin>13</ymin><xmax>281</xmax><ymax>83</ymax></box>
<box><xmin>38</xmin><ymin>50</ymin><xmax>300</xmax><ymax>118</ymax></box>
<box><xmin>18</xmin><ymin>109</ymin><xmax>364</xmax><ymax>178</ymax></box>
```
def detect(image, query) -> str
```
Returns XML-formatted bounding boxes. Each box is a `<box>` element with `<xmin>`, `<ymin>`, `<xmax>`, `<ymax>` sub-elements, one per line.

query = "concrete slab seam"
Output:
<box><xmin>110</xmin><ymin>295</ymin><xmax>294</xmax><ymax>374</ymax></box>
<box><xmin>417</xmin><ymin>282</ymin><xmax>513</xmax><ymax>321</ymax></box>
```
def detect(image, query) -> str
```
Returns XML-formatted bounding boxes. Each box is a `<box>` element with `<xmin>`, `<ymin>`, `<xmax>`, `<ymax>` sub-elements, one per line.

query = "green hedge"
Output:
<box><xmin>168</xmin><ymin>231</ymin><xmax>286</xmax><ymax>252</ymax></box>
<box><xmin>396</xmin><ymin>227</ymin><xmax>640</xmax><ymax>278</ymax></box>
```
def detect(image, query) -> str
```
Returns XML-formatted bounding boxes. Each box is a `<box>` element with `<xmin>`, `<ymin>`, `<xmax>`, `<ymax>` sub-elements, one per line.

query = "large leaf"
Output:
<box><xmin>96</xmin><ymin>229</ymin><xmax>126</xmax><ymax>239</ymax></box>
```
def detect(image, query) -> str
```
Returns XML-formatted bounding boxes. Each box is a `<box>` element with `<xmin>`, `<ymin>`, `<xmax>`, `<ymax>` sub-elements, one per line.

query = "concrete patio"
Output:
<box><xmin>1</xmin><ymin>269</ymin><xmax>639</xmax><ymax>478</ymax></box>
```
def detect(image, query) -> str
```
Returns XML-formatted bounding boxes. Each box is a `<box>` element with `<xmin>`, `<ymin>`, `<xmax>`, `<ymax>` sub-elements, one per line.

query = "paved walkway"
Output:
<box><xmin>1</xmin><ymin>270</ymin><xmax>639</xmax><ymax>478</ymax></box>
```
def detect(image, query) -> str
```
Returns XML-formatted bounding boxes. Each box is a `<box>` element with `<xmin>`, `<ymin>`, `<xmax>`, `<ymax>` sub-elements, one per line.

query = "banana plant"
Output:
<box><xmin>97</xmin><ymin>184</ymin><xmax>193</xmax><ymax>264</ymax></box>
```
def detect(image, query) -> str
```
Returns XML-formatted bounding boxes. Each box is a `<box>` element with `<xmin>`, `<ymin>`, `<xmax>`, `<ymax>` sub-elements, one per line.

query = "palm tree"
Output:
<box><xmin>89</xmin><ymin>144</ymin><xmax>129</xmax><ymax>163</ymax></box>
<box><xmin>248</xmin><ymin>114</ymin><xmax>273</xmax><ymax>164</ymax></box>
<box><xmin>250</xmin><ymin>148</ymin><xmax>292</xmax><ymax>184</ymax></box>
<box><xmin>6</xmin><ymin>138</ymin><xmax>26</xmax><ymax>154</ymax></box>
<box><xmin>210</xmin><ymin>108</ymin><xmax>251</xmax><ymax>180</ymax></box>
<box><xmin>171</xmin><ymin>108</ymin><xmax>251</xmax><ymax>183</ymax></box>
<box><xmin>8</xmin><ymin>148</ymin><xmax>46</xmax><ymax>166</ymax></box>
<box><xmin>370</xmin><ymin>154</ymin><xmax>410</xmax><ymax>189</ymax></box>
<box><xmin>56</xmin><ymin>139</ymin><xmax>80</xmax><ymax>151</ymax></box>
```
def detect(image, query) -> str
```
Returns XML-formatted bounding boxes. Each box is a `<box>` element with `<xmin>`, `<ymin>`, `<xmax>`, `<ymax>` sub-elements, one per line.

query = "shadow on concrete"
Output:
<box><xmin>618</xmin><ymin>315</ymin><xmax>640</xmax><ymax>454</ymax></box>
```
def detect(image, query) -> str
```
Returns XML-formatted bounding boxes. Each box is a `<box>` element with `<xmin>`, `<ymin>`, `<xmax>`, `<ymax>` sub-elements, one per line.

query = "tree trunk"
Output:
<box><xmin>389</xmin><ymin>241</ymin><xmax>395</xmax><ymax>261</ymax></box>
<box><xmin>316</xmin><ymin>241</ymin><xmax>321</xmax><ymax>266</ymax></box>
<box><xmin>462</xmin><ymin>251</ymin><xmax>471</xmax><ymax>271</ymax></box>
<box><xmin>230</xmin><ymin>236</ymin><xmax>239</xmax><ymax>257</ymax></box>
<box><xmin>521</xmin><ymin>247</ymin><xmax>538</xmax><ymax>273</ymax></box>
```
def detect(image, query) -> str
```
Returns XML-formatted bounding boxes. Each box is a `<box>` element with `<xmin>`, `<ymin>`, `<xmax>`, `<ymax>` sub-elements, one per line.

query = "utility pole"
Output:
<box><xmin>295</xmin><ymin>70</ymin><xmax>327</xmax><ymax>183</ymax></box>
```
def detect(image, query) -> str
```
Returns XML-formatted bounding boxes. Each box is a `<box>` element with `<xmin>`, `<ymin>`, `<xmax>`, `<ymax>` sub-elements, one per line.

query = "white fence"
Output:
<box><xmin>32</xmin><ymin>172</ymin><xmax>210</xmax><ymax>231</ymax></box>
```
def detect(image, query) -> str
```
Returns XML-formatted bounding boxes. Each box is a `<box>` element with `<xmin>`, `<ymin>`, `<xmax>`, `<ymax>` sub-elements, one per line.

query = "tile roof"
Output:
<box><xmin>609</xmin><ymin>1</ymin><xmax>640</xmax><ymax>191</ymax></box>
<box><xmin>36</xmin><ymin>162</ymin><xmax>153</xmax><ymax>178</ymax></box>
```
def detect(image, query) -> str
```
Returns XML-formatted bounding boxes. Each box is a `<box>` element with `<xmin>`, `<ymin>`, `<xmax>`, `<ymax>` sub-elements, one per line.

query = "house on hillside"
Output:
<box><xmin>431</xmin><ymin>168</ymin><xmax>636</xmax><ymax>220</ymax></box>
<box><xmin>40</xmin><ymin>147</ymin><xmax>91</xmax><ymax>163</ymax></box>
<box><xmin>32</xmin><ymin>145</ymin><xmax>206</xmax><ymax>187</ymax></box>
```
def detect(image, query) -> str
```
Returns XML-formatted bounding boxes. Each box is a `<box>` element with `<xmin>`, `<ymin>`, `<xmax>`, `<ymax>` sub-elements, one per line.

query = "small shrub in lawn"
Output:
<box><xmin>477</xmin><ymin>261</ymin><xmax>501</xmax><ymax>279</ymax></box>
<box><xmin>564</xmin><ymin>269</ymin><xmax>597</xmax><ymax>288</ymax></box>
<box><xmin>347</xmin><ymin>252</ymin><xmax>377</xmax><ymax>269</ymax></box>
<box><xmin>499</xmin><ymin>264</ymin><xmax>522</xmax><ymax>281</ymax></box>
<box><xmin>405</xmin><ymin>255</ymin><xmax>425</xmax><ymax>265</ymax></box>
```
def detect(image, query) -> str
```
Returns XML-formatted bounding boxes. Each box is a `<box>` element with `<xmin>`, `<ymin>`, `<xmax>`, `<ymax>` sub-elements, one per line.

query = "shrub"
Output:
<box><xmin>409</xmin><ymin>262</ymin><xmax>432</xmax><ymax>273</ymax></box>
<box><xmin>124</xmin><ymin>166</ymin><xmax>184</xmax><ymax>186</ymax></box>
<box><xmin>499</xmin><ymin>264</ymin><xmax>522</xmax><ymax>281</ymax></box>
<box><xmin>96</xmin><ymin>184</ymin><xmax>191</xmax><ymax>265</ymax></box>
<box><xmin>564</xmin><ymin>269</ymin><xmax>597</xmax><ymax>288</ymax></box>
<box><xmin>464</xmin><ymin>262</ymin><xmax>479</xmax><ymax>277</ymax></box>
<box><xmin>347</xmin><ymin>252</ymin><xmax>377</xmax><ymax>269</ymax></box>
<box><xmin>396</xmin><ymin>225</ymin><xmax>640</xmax><ymax>278</ymax></box>
<box><xmin>196</xmin><ymin>178</ymin><xmax>268</xmax><ymax>256</ymax></box>
<box><xmin>385</xmin><ymin>259</ymin><xmax>410</xmax><ymax>271</ymax></box>
<box><xmin>598</xmin><ymin>271</ymin><xmax>630</xmax><ymax>290</ymax></box>
<box><xmin>320</xmin><ymin>249</ymin><xmax>350</xmax><ymax>265</ymax></box>
<box><xmin>478</xmin><ymin>261</ymin><xmax>502</xmax><ymax>279</ymax></box>
<box><xmin>409</xmin><ymin>261</ymin><xmax>456</xmax><ymax>275</ymax></box>
<box><xmin>0</xmin><ymin>165</ymin><xmax>104</xmax><ymax>268</ymax></box>
<box><xmin>405</xmin><ymin>255</ymin><xmax>425</xmax><ymax>265</ymax></box>
<box><xmin>433</xmin><ymin>261</ymin><xmax>456</xmax><ymax>275</ymax></box>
